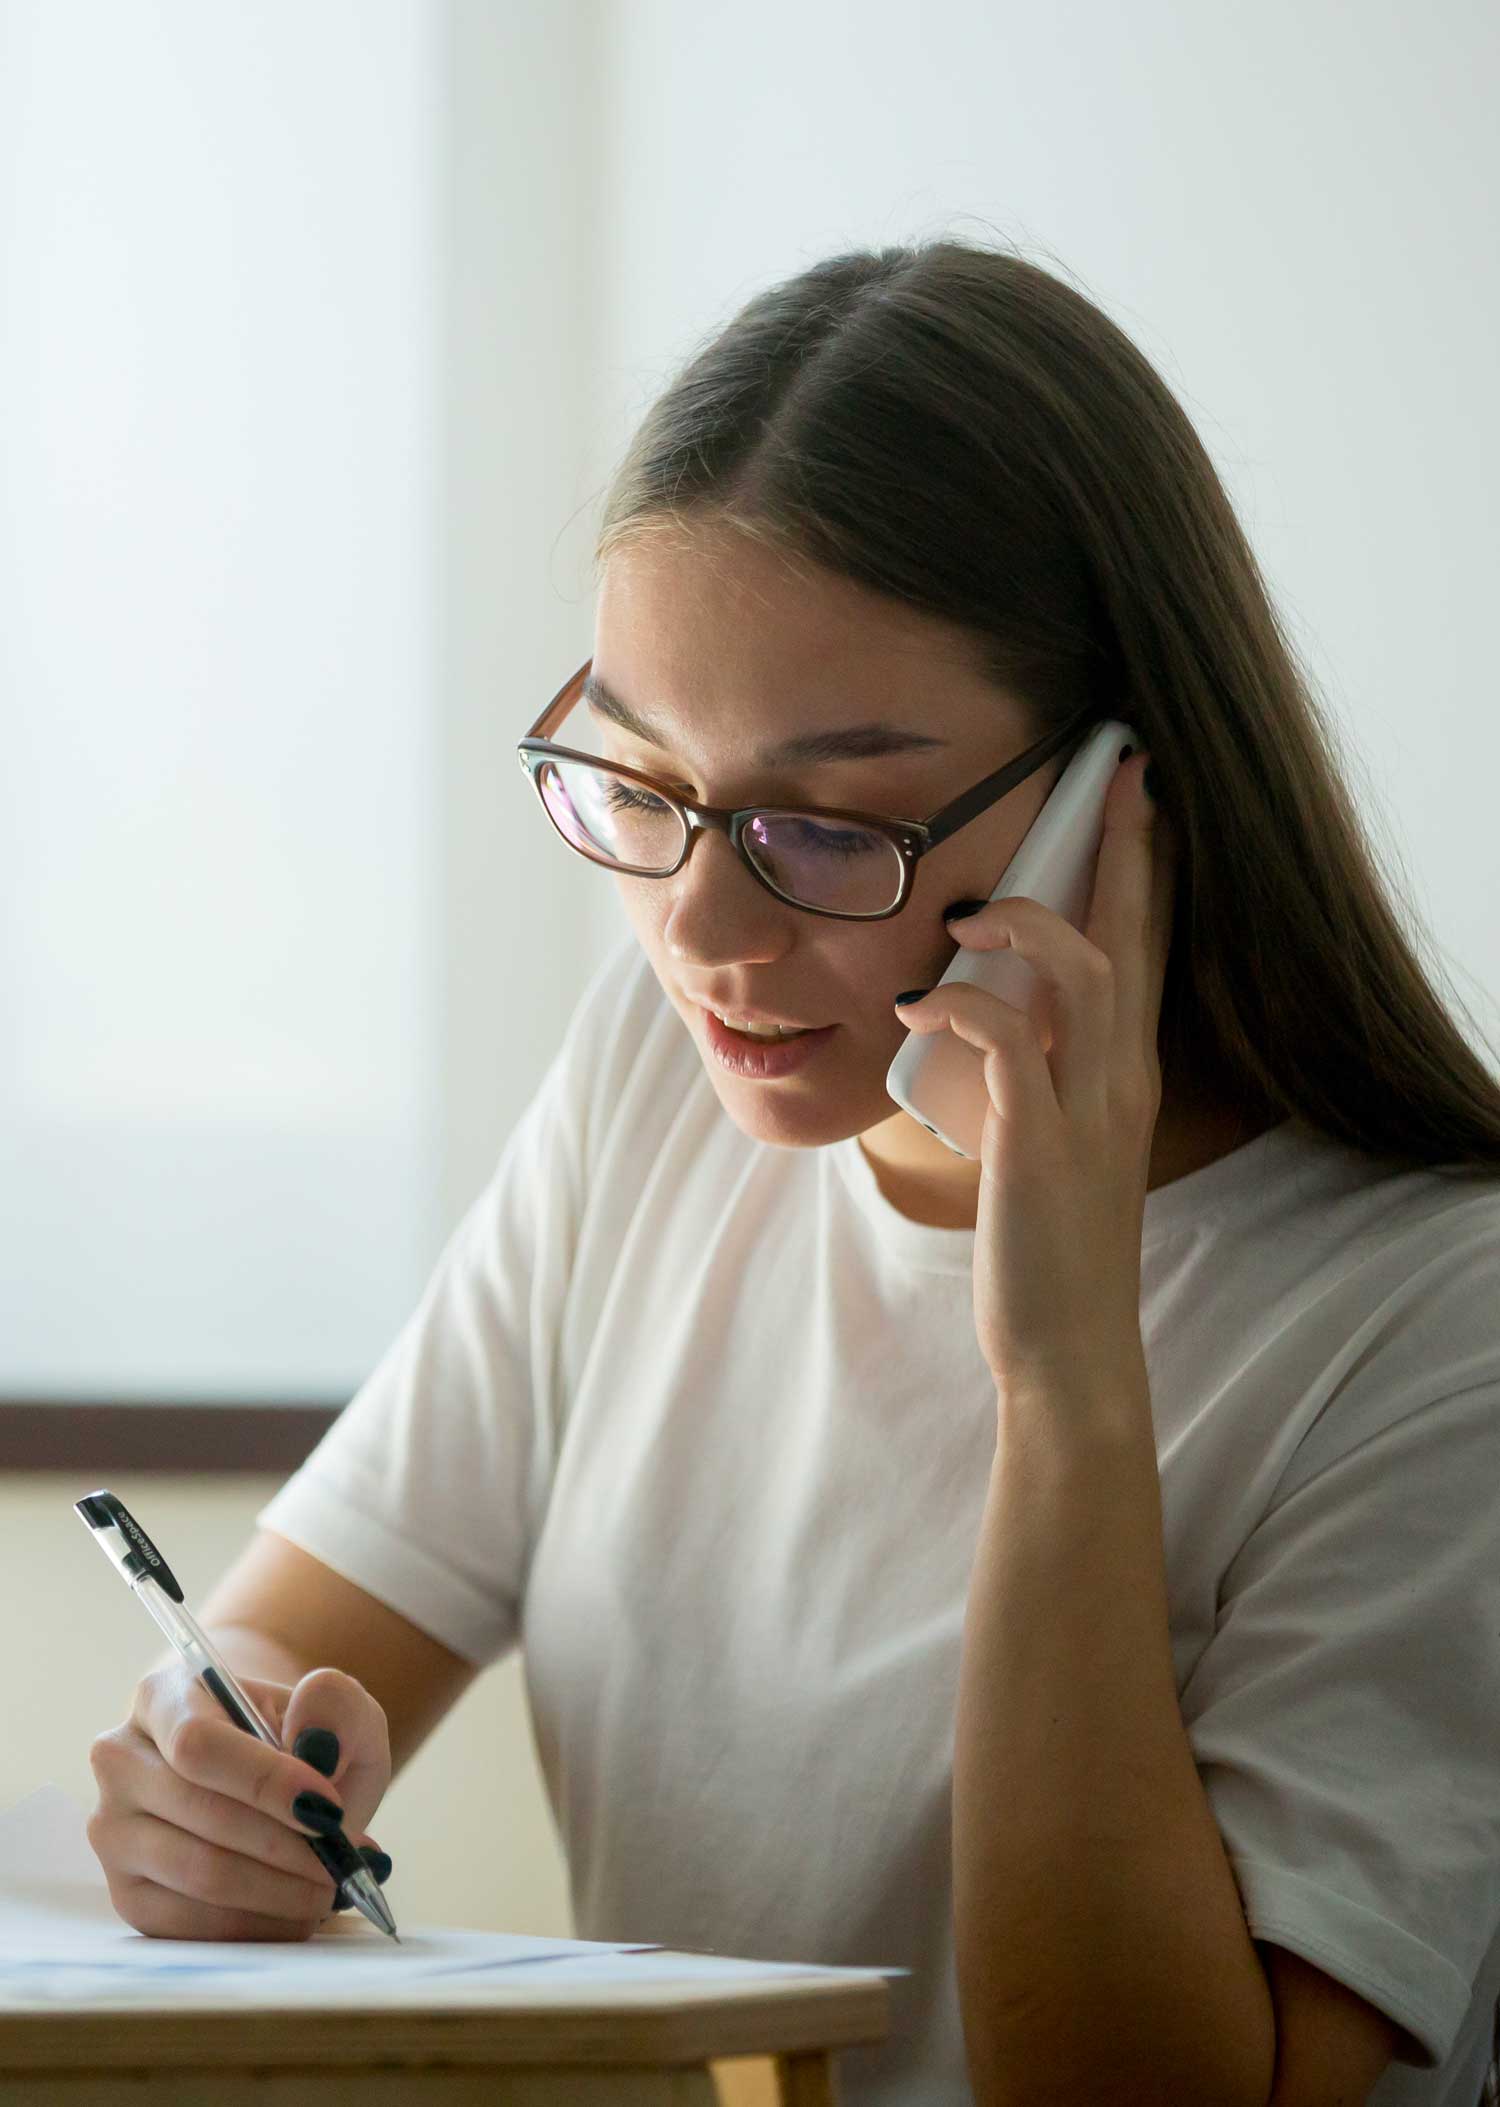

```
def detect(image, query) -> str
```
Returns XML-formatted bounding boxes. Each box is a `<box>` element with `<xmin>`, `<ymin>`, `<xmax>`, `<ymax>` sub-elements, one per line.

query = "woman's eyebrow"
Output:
<box><xmin>583</xmin><ymin>671</ymin><xmax>949</xmax><ymax>765</ymax></box>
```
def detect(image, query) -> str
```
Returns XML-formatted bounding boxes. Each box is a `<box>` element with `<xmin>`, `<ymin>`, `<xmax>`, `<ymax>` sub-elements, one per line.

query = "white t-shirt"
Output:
<box><xmin>257</xmin><ymin>933</ymin><xmax>1500</xmax><ymax>2107</ymax></box>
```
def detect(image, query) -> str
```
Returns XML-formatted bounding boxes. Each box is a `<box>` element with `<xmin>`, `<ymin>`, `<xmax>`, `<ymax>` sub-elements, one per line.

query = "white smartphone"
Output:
<box><xmin>885</xmin><ymin>718</ymin><xmax>1142</xmax><ymax>1159</ymax></box>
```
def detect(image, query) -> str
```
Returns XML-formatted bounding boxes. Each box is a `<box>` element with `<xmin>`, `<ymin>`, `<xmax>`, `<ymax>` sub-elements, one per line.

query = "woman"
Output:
<box><xmin>88</xmin><ymin>240</ymin><xmax>1500</xmax><ymax>2107</ymax></box>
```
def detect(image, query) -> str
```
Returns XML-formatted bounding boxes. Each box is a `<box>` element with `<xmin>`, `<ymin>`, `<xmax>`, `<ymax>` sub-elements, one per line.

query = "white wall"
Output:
<box><xmin>4</xmin><ymin>0</ymin><xmax>1495</xmax><ymax>1936</ymax></box>
<box><xmin>435</xmin><ymin>0</ymin><xmax>614</xmax><ymax>1234</ymax></box>
<box><xmin>0</xmin><ymin>0</ymin><xmax>442</xmax><ymax>1397</ymax></box>
<box><xmin>0</xmin><ymin>0</ymin><xmax>608</xmax><ymax>1399</ymax></box>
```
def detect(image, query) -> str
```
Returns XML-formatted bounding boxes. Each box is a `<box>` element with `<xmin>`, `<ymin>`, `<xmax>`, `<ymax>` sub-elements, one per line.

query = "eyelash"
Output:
<box><xmin>602</xmin><ymin>778</ymin><xmax>874</xmax><ymax>855</ymax></box>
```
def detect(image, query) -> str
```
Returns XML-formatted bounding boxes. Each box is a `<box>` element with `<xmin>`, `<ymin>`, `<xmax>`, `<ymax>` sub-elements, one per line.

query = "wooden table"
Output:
<box><xmin>0</xmin><ymin>1948</ymin><xmax>891</xmax><ymax>2105</ymax></box>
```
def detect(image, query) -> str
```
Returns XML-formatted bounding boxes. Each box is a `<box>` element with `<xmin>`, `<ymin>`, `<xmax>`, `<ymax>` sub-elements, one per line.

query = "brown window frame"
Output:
<box><xmin>0</xmin><ymin>1399</ymin><xmax>340</xmax><ymax>1473</ymax></box>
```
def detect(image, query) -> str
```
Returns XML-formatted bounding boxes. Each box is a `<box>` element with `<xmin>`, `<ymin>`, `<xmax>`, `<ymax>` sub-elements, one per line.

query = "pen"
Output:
<box><xmin>74</xmin><ymin>1487</ymin><xmax>398</xmax><ymax>1942</ymax></box>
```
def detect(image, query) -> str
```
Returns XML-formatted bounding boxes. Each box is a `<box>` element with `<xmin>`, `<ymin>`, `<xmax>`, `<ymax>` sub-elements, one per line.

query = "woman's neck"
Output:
<box><xmin>858</xmin><ymin>1081</ymin><xmax>1278</xmax><ymax>1230</ymax></box>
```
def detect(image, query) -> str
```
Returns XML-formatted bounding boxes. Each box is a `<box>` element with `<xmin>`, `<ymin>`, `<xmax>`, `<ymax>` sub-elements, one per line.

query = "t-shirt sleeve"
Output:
<box><xmin>252</xmin><ymin>933</ymin><xmax>645</xmax><ymax>1669</ymax></box>
<box><xmin>1180</xmin><ymin>1215</ymin><xmax>1500</xmax><ymax>2071</ymax></box>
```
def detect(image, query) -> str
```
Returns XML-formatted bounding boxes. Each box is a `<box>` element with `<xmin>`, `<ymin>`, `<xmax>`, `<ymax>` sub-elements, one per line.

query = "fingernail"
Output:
<box><xmin>943</xmin><ymin>897</ymin><xmax>989</xmax><ymax>922</ymax></box>
<box><xmin>292</xmin><ymin>1789</ymin><xmax>345</xmax><ymax>1835</ymax></box>
<box><xmin>1143</xmin><ymin>763</ymin><xmax>1160</xmax><ymax>804</ymax></box>
<box><xmin>894</xmin><ymin>987</ymin><xmax>931</xmax><ymax>1006</ymax></box>
<box><xmin>331</xmin><ymin>1889</ymin><xmax>355</xmax><ymax>1911</ymax></box>
<box><xmin>293</xmin><ymin>1727</ymin><xmax>340</xmax><ymax>1778</ymax></box>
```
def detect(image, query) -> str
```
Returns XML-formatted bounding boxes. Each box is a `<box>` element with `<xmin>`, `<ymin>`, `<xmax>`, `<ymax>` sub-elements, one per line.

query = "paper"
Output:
<box><xmin>0</xmin><ymin>1786</ymin><xmax>906</xmax><ymax>2007</ymax></box>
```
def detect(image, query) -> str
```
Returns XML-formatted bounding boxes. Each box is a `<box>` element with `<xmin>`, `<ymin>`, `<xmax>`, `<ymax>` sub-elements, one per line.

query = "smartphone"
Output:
<box><xmin>885</xmin><ymin>718</ymin><xmax>1142</xmax><ymax>1159</ymax></box>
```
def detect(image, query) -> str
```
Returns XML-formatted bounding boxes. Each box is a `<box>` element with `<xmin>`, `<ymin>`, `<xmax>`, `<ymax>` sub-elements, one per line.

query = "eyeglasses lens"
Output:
<box><xmin>535</xmin><ymin>757</ymin><xmax>904</xmax><ymax>916</ymax></box>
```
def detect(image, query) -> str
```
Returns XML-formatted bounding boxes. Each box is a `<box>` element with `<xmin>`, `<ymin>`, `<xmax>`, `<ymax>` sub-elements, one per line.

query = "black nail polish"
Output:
<box><xmin>292</xmin><ymin>1789</ymin><xmax>345</xmax><ymax>1834</ymax></box>
<box><xmin>293</xmin><ymin>1727</ymin><xmax>340</xmax><ymax>1778</ymax></box>
<box><xmin>894</xmin><ymin>987</ymin><xmax>931</xmax><ymax>1005</ymax></box>
<box><xmin>943</xmin><ymin>897</ymin><xmax>990</xmax><ymax>922</ymax></box>
<box><xmin>359</xmin><ymin>1847</ymin><xmax>393</xmax><ymax>1885</ymax></box>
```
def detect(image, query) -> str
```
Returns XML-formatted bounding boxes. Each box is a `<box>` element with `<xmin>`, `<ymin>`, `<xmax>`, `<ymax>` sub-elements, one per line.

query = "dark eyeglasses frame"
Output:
<box><xmin>517</xmin><ymin>658</ymin><xmax>1103</xmax><ymax>922</ymax></box>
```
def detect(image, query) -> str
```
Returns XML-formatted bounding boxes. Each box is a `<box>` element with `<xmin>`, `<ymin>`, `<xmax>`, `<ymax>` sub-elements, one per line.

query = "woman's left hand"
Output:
<box><xmin>895</xmin><ymin>754</ymin><xmax>1179</xmax><ymax>1395</ymax></box>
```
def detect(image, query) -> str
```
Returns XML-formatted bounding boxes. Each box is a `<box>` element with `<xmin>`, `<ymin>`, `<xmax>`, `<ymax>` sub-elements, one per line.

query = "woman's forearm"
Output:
<box><xmin>951</xmin><ymin>1353</ymin><xmax>1277</xmax><ymax>2107</ymax></box>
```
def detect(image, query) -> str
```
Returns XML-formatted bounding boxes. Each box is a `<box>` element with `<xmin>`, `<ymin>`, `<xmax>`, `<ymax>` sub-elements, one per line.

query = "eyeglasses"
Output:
<box><xmin>516</xmin><ymin>658</ymin><xmax>1102</xmax><ymax>922</ymax></box>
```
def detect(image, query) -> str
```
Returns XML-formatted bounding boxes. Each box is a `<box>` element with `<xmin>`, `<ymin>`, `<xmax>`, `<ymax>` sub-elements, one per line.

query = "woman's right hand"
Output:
<box><xmin>87</xmin><ymin>1662</ymin><xmax>393</xmax><ymax>1941</ymax></box>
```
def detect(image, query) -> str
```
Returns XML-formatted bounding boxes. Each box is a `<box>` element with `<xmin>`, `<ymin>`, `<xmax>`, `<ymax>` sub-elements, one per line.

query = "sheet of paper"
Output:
<box><xmin>468</xmin><ymin>1950</ymin><xmax>910</xmax><ymax>1985</ymax></box>
<box><xmin>0</xmin><ymin>1785</ymin><xmax>906</xmax><ymax>2007</ymax></box>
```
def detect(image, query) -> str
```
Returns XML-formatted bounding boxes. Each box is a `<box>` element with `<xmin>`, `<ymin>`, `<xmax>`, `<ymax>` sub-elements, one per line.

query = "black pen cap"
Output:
<box><xmin>74</xmin><ymin>1489</ymin><xmax>185</xmax><ymax>1603</ymax></box>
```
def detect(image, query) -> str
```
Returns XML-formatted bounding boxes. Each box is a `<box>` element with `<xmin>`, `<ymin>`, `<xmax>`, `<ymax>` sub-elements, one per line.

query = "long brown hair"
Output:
<box><xmin>592</xmin><ymin>237</ymin><xmax>1500</xmax><ymax>1182</ymax></box>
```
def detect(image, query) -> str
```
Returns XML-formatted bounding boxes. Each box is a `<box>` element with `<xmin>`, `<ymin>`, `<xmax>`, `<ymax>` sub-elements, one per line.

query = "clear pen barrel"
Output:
<box><xmin>134</xmin><ymin>1577</ymin><xmax>282</xmax><ymax>1745</ymax></box>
